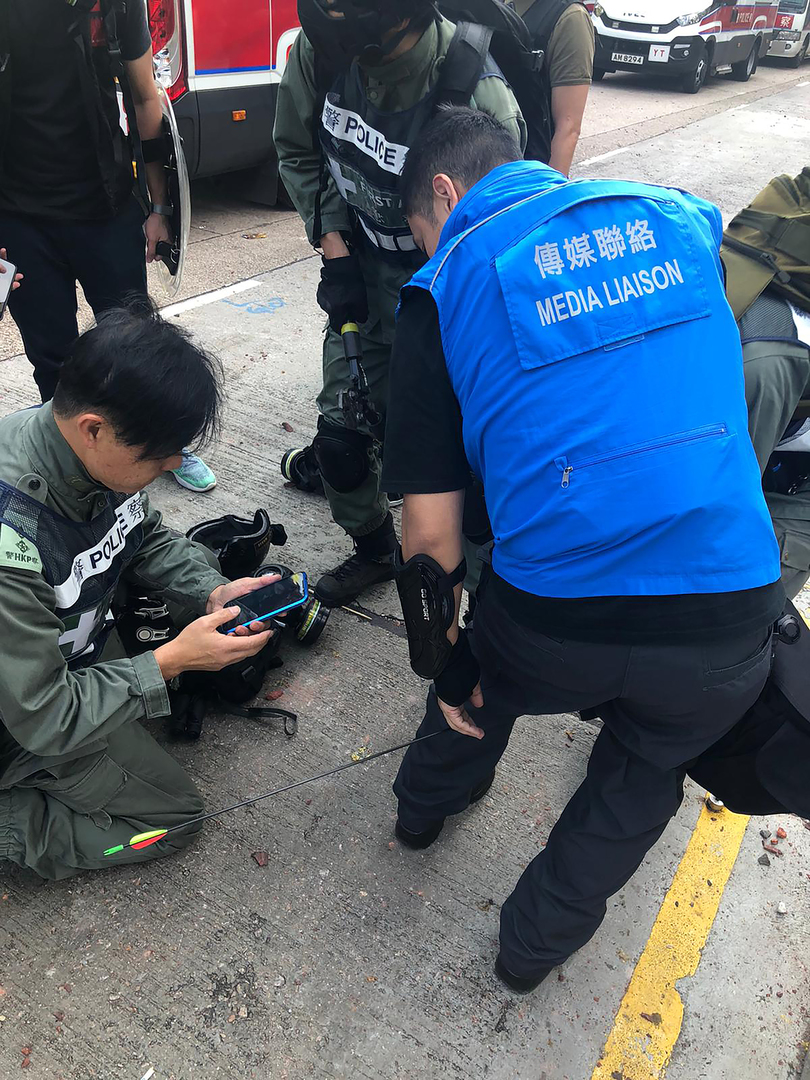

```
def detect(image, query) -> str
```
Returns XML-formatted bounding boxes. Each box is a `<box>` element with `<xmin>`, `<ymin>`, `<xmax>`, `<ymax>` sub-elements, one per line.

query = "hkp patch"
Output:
<box><xmin>0</xmin><ymin>524</ymin><xmax>43</xmax><ymax>573</ymax></box>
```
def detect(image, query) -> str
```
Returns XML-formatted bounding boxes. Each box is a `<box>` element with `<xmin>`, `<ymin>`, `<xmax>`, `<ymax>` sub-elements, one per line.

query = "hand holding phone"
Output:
<box><xmin>217</xmin><ymin>572</ymin><xmax>309</xmax><ymax>634</ymax></box>
<box><xmin>0</xmin><ymin>250</ymin><xmax>22</xmax><ymax>318</ymax></box>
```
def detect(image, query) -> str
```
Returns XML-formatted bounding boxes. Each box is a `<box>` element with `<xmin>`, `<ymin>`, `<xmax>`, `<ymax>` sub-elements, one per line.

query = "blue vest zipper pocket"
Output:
<box><xmin>555</xmin><ymin>423</ymin><xmax>728</xmax><ymax>488</ymax></box>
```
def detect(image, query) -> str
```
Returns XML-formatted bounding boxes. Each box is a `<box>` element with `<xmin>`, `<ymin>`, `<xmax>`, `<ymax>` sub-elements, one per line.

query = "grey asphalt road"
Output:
<box><xmin>0</xmin><ymin>65</ymin><xmax>809</xmax><ymax>1080</ymax></box>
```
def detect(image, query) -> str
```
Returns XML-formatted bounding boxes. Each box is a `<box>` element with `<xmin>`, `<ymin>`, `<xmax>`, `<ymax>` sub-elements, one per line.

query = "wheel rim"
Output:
<box><xmin>694</xmin><ymin>57</ymin><xmax>706</xmax><ymax>87</ymax></box>
<box><xmin>746</xmin><ymin>47</ymin><xmax>755</xmax><ymax>75</ymax></box>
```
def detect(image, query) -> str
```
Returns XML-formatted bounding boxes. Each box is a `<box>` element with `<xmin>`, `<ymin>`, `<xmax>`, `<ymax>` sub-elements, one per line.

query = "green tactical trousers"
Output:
<box><xmin>0</xmin><ymin>631</ymin><xmax>203</xmax><ymax>881</ymax></box>
<box><xmin>0</xmin><ymin>710</ymin><xmax>203</xmax><ymax>881</ymax></box>
<box><xmin>316</xmin><ymin>246</ymin><xmax>421</xmax><ymax>538</ymax></box>
<box><xmin>0</xmin><ymin>543</ymin><xmax>220</xmax><ymax>880</ymax></box>
<box><xmin>743</xmin><ymin>336</ymin><xmax>810</xmax><ymax>600</ymax></box>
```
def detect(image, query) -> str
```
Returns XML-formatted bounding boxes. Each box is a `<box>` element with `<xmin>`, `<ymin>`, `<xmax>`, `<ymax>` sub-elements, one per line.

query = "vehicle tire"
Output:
<box><xmin>592</xmin><ymin>66</ymin><xmax>606</xmax><ymax>80</ymax></box>
<box><xmin>789</xmin><ymin>36</ymin><xmax>809</xmax><ymax>67</ymax></box>
<box><xmin>731</xmin><ymin>40</ymin><xmax>758</xmax><ymax>80</ymax></box>
<box><xmin>681</xmin><ymin>47</ymin><xmax>709</xmax><ymax>92</ymax></box>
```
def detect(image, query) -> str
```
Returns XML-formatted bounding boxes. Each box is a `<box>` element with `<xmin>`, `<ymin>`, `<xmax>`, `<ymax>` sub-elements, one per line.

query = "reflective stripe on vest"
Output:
<box><xmin>319</xmin><ymin>71</ymin><xmax>436</xmax><ymax>257</ymax></box>
<box><xmin>0</xmin><ymin>480</ymin><xmax>145</xmax><ymax>664</ymax></box>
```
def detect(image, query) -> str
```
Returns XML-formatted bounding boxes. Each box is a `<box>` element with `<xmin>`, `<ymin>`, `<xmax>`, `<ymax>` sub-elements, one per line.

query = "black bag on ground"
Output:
<box><xmin>115</xmin><ymin>591</ymin><xmax>295</xmax><ymax>741</ymax></box>
<box><xmin>174</xmin><ymin>635</ymin><xmax>296</xmax><ymax>742</ymax></box>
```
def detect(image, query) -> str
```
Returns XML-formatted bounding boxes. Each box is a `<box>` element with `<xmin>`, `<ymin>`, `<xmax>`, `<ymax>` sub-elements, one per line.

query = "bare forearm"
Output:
<box><xmin>548</xmin><ymin>125</ymin><xmax>580</xmax><ymax>176</ymax></box>
<box><xmin>549</xmin><ymin>83</ymin><xmax>589</xmax><ymax>176</ymax></box>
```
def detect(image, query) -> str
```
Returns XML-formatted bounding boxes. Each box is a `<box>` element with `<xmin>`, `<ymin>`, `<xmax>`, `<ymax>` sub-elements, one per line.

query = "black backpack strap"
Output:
<box><xmin>67</xmin><ymin>8</ymin><xmax>109</xmax><ymax>184</ymax></box>
<box><xmin>99</xmin><ymin>0</ymin><xmax>150</xmax><ymax>211</ymax></box>
<box><xmin>723</xmin><ymin>234</ymin><xmax>793</xmax><ymax>286</ymax></box>
<box><xmin>311</xmin><ymin>50</ymin><xmax>338</xmax><ymax>247</ymax></box>
<box><xmin>436</xmin><ymin>21</ymin><xmax>493</xmax><ymax>108</ymax></box>
<box><xmin>522</xmin><ymin>0</ymin><xmax>581</xmax><ymax>50</ymax></box>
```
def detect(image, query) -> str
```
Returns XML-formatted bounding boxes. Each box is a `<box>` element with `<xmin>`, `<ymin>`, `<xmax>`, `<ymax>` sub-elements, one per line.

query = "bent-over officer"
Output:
<box><xmin>382</xmin><ymin>108</ymin><xmax>783</xmax><ymax>992</ymax></box>
<box><xmin>274</xmin><ymin>0</ymin><xmax>525</xmax><ymax>607</ymax></box>
<box><xmin>0</xmin><ymin>306</ymin><xmax>277</xmax><ymax>880</ymax></box>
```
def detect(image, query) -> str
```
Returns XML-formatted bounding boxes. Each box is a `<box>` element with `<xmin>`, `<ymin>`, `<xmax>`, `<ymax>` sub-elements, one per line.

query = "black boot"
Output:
<box><xmin>280</xmin><ymin>444</ymin><xmax>325</xmax><ymax>496</ymax></box>
<box><xmin>314</xmin><ymin>513</ymin><xmax>398</xmax><ymax>606</ymax></box>
<box><xmin>494</xmin><ymin>954</ymin><xmax>554</xmax><ymax>995</ymax></box>
<box><xmin>395</xmin><ymin>770</ymin><xmax>497</xmax><ymax>850</ymax></box>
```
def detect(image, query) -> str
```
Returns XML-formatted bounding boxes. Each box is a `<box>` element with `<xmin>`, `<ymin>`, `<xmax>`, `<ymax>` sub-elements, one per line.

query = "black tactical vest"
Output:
<box><xmin>318</xmin><ymin>33</ymin><xmax>504</xmax><ymax>261</ymax></box>
<box><xmin>0</xmin><ymin>479</ymin><xmax>145</xmax><ymax>667</ymax></box>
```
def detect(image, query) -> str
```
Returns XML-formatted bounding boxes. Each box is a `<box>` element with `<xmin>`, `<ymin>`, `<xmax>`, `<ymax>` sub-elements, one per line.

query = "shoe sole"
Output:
<box><xmin>172</xmin><ymin>475</ymin><xmax>217</xmax><ymax>493</ymax></box>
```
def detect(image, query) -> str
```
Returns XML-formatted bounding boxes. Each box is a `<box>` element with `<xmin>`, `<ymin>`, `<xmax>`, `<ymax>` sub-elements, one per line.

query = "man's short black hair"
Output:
<box><xmin>53</xmin><ymin>300</ymin><xmax>224</xmax><ymax>460</ymax></box>
<box><xmin>400</xmin><ymin>106</ymin><xmax>522</xmax><ymax>222</ymax></box>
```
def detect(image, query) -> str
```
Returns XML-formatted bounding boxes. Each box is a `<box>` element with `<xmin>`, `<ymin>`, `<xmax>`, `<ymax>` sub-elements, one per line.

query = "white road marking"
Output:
<box><xmin>162</xmin><ymin>279</ymin><xmax>263</xmax><ymax>317</ymax></box>
<box><xmin>578</xmin><ymin>146</ymin><xmax>632</xmax><ymax>168</ymax></box>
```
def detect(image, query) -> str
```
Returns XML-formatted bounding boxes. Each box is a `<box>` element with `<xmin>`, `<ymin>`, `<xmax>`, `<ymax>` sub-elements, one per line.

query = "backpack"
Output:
<box><xmin>721</xmin><ymin>168</ymin><xmax>810</xmax><ymax>320</ymax></box>
<box><xmin>435</xmin><ymin>0</ymin><xmax>551</xmax><ymax>161</ymax></box>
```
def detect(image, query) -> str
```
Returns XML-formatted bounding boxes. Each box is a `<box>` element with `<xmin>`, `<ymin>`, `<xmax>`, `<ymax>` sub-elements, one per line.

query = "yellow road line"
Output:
<box><xmin>592</xmin><ymin>804</ymin><xmax>750</xmax><ymax>1080</ymax></box>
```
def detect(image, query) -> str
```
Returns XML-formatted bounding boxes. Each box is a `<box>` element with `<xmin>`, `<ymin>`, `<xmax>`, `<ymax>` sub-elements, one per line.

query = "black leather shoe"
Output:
<box><xmin>495</xmin><ymin>954</ymin><xmax>554</xmax><ymax>995</ymax></box>
<box><xmin>394</xmin><ymin>770</ymin><xmax>496</xmax><ymax>850</ymax></box>
<box><xmin>395</xmin><ymin>818</ymin><xmax>444</xmax><ymax>849</ymax></box>
<box><xmin>469</xmin><ymin>769</ymin><xmax>496</xmax><ymax>805</ymax></box>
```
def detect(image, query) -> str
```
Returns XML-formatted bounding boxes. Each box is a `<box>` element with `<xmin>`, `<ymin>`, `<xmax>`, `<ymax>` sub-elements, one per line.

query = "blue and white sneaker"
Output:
<box><xmin>171</xmin><ymin>450</ymin><xmax>217</xmax><ymax>493</ymax></box>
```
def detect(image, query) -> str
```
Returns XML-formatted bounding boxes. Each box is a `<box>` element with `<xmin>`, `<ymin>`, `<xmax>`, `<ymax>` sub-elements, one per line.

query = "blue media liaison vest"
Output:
<box><xmin>404</xmin><ymin>161</ymin><xmax>781</xmax><ymax>598</ymax></box>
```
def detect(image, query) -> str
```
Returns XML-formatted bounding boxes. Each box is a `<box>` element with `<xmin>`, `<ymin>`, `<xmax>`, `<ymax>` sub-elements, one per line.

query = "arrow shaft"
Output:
<box><xmin>161</xmin><ymin>728</ymin><xmax>446</xmax><ymax>839</ymax></box>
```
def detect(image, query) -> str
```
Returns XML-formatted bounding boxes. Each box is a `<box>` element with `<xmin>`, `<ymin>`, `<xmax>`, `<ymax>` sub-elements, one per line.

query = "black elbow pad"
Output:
<box><xmin>394</xmin><ymin>549</ymin><xmax>466</xmax><ymax>680</ymax></box>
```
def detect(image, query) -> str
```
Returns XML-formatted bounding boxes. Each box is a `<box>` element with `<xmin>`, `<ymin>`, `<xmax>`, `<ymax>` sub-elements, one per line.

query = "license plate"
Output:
<box><xmin>612</xmin><ymin>51</ymin><xmax>644</xmax><ymax>64</ymax></box>
<box><xmin>648</xmin><ymin>43</ymin><xmax>671</xmax><ymax>62</ymax></box>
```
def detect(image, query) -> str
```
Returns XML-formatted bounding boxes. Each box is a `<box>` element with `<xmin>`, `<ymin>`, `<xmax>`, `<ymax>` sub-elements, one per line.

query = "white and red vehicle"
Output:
<box><xmin>767</xmin><ymin>0</ymin><xmax>810</xmax><ymax>63</ymax></box>
<box><xmin>590</xmin><ymin>0</ymin><xmax>779</xmax><ymax>92</ymax></box>
<box><xmin>147</xmin><ymin>0</ymin><xmax>300</xmax><ymax>200</ymax></box>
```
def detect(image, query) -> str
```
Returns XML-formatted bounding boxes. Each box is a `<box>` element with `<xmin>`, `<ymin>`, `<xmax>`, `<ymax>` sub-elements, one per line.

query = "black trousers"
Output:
<box><xmin>394</xmin><ymin>581</ymin><xmax>772</xmax><ymax>977</ymax></box>
<box><xmin>0</xmin><ymin>198</ymin><xmax>147</xmax><ymax>402</ymax></box>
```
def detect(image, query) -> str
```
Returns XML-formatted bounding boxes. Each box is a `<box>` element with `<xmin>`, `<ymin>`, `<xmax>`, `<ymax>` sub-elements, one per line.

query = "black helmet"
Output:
<box><xmin>297</xmin><ymin>0</ymin><xmax>436</xmax><ymax>68</ymax></box>
<box><xmin>186</xmin><ymin>510</ymin><xmax>287</xmax><ymax>580</ymax></box>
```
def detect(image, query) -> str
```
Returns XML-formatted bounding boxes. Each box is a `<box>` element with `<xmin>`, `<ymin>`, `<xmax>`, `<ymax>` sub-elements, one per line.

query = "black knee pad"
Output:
<box><xmin>313</xmin><ymin>417</ymin><xmax>371</xmax><ymax>494</ymax></box>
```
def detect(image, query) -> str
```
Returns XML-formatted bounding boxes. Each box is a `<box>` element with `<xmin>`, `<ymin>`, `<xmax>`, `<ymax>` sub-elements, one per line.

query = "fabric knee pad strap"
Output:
<box><xmin>313</xmin><ymin>417</ymin><xmax>371</xmax><ymax>494</ymax></box>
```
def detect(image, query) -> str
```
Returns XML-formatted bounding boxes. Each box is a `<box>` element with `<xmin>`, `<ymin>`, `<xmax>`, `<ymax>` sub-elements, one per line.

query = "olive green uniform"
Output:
<box><xmin>743</xmin><ymin>317</ymin><xmax>810</xmax><ymax>598</ymax></box>
<box><xmin>0</xmin><ymin>404</ymin><xmax>227</xmax><ymax>880</ymax></box>
<box><xmin>274</xmin><ymin>20</ymin><xmax>526</xmax><ymax>537</ymax></box>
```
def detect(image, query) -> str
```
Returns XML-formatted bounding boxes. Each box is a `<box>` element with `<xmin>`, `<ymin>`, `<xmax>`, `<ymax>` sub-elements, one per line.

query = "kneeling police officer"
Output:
<box><xmin>0</xmin><ymin>306</ymin><xmax>276</xmax><ymax>880</ymax></box>
<box><xmin>382</xmin><ymin>108</ymin><xmax>783</xmax><ymax>992</ymax></box>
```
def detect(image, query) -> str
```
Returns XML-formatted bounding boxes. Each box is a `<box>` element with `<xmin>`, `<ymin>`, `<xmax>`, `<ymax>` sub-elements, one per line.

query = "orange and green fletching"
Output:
<box><xmin>103</xmin><ymin>828</ymin><xmax>167</xmax><ymax>857</ymax></box>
